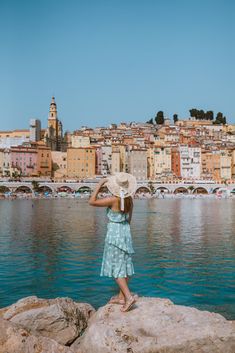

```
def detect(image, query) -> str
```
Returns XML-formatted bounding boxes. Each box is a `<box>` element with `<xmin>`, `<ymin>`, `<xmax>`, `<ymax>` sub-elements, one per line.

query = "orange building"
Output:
<box><xmin>171</xmin><ymin>147</ymin><xmax>181</xmax><ymax>177</ymax></box>
<box><xmin>36</xmin><ymin>143</ymin><xmax>52</xmax><ymax>176</ymax></box>
<box><xmin>201</xmin><ymin>152</ymin><xmax>220</xmax><ymax>181</ymax></box>
<box><xmin>67</xmin><ymin>147</ymin><xmax>96</xmax><ymax>179</ymax></box>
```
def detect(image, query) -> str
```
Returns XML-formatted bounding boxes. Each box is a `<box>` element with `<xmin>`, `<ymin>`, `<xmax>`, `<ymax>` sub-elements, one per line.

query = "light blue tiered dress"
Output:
<box><xmin>100</xmin><ymin>207</ymin><xmax>135</xmax><ymax>278</ymax></box>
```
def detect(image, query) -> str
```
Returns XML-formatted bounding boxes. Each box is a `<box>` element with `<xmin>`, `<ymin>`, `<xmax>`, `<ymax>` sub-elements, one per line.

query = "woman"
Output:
<box><xmin>89</xmin><ymin>172</ymin><xmax>137</xmax><ymax>312</ymax></box>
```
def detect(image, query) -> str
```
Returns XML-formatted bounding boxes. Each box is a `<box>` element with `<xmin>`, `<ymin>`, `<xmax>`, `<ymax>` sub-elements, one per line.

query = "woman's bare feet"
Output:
<box><xmin>108</xmin><ymin>295</ymin><xmax>125</xmax><ymax>305</ymax></box>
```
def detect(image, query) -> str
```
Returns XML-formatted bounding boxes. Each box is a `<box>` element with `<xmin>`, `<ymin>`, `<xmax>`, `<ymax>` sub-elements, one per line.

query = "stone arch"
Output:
<box><xmin>15</xmin><ymin>185</ymin><xmax>32</xmax><ymax>193</ymax></box>
<box><xmin>0</xmin><ymin>185</ymin><xmax>11</xmax><ymax>193</ymax></box>
<box><xmin>57</xmin><ymin>185</ymin><xmax>74</xmax><ymax>193</ymax></box>
<box><xmin>155</xmin><ymin>186</ymin><xmax>170</xmax><ymax>193</ymax></box>
<box><xmin>174</xmin><ymin>187</ymin><xmax>188</xmax><ymax>194</ymax></box>
<box><xmin>193</xmin><ymin>187</ymin><xmax>208</xmax><ymax>194</ymax></box>
<box><xmin>135</xmin><ymin>186</ymin><xmax>151</xmax><ymax>194</ymax></box>
<box><xmin>37</xmin><ymin>185</ymin><xmax>53</xmax><ymax>194</ymax></box>
<box><xmin>212</xmin><ymin>187</ymin><xmax>220</xmax><ymax>194</ymax></box>
<box><xmin>77</xmin><ymin>186</ymin><xmax>92</xmax><ymax>193</ymax></box>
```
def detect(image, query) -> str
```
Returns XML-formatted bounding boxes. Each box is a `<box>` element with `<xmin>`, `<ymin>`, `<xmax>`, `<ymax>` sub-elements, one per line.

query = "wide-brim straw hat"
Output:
<box><xmin>105</xmin><ymin>172</ymin><xmax>137</xmax><ymax>198</ymax></box>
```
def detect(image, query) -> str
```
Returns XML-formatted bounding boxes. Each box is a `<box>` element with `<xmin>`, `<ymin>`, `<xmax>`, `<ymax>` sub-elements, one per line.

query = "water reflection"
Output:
<box><xmin>0</xmin><ymin>198</ymin><xmax>235</xmax><ymax>319</ymax></box>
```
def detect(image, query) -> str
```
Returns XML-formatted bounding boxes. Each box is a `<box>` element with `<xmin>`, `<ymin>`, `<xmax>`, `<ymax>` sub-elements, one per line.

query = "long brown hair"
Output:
<box><xmin>117</xmin><ymin>196</ymin><xmax>133</xmax><ymax>213</ymax></box>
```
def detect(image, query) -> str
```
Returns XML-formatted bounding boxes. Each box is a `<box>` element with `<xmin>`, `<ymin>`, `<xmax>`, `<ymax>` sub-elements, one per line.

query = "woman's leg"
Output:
<box><xmin>117</xmin><ymin>276</ymin><xmax>129</xmax><ymax>300</ymax></box>
<box><xmin>115</xmin><ymin>277</ymin><xmax>132</xmax><ymax>301</ymax></box>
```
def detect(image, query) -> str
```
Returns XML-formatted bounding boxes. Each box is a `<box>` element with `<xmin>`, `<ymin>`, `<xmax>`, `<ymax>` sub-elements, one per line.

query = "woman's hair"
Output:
<box><xmin>117</xmin><ymin>196</ymin><xmax>133</xmax><ymax>213</ymax></box>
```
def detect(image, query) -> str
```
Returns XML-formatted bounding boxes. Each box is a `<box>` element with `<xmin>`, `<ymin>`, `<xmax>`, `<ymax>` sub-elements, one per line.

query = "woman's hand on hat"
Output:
<box><xmin>97</xmin><ymin>178</ymin><xmax>108</xmax><ymax>187</ymax></box>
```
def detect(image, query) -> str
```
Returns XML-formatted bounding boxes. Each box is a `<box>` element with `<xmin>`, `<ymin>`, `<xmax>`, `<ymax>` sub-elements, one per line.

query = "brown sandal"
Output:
<box><xmin>120</xmin><ymin>295</ymin><xmax>136</xmax><ymax>312</ymax></box>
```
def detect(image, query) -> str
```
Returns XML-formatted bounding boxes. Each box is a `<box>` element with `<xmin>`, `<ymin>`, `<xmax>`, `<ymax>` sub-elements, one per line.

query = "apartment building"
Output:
<box><xmin>67</xmin><ymin>147</ymin><xmax>96</xmax><ymax>178</ymax></box>
<box><xmin>129</xmin><ymin>148</ymin><xmax>147</xmax><ymax>180</ymax></box>
<box><xmin>148</xmin><ymin>146</ymin><xmax>171</xmax><ymax>179</ymax></box>
<box><xmin>179</xmin><ymin>145</ymin><xmax>201</xmax><ymax>179</ymax></box>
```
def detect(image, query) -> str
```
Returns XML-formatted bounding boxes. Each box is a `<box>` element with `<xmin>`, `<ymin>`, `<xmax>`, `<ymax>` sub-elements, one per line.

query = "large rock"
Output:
<box><xmin>1</xmin><ymin>296</ymin><xmax>95</xmax><ymax>346</ymax></box>
<box><xmin>74</xmin><ymin>297</ymin><xmax>235</xmax><ymax>353</ymax></box>
<box><xmin>0</xmin><ymin>318</ymin><xmax>75</xmax><ymax>353</ymax></box>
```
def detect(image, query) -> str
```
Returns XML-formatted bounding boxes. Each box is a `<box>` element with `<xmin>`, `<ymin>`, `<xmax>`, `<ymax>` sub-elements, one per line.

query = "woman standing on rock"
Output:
<box><xmin>89</xmin><ymin>172</ymin><xmax>137</xmax><ymax>312</ymax></box>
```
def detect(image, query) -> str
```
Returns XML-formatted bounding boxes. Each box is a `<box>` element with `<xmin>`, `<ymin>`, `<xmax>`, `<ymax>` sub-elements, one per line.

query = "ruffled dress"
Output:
<box><xmin>100</xmin><ymin>207</ymin><xmax>135</xmax><ymax>278</ymax></box>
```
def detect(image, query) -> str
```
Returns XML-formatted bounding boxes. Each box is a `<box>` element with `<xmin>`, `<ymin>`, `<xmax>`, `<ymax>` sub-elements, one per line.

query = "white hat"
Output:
<box><xmin>105</xmin><ymin>172</ymin><xmax>137</xmax><ymax>211</ymax></box>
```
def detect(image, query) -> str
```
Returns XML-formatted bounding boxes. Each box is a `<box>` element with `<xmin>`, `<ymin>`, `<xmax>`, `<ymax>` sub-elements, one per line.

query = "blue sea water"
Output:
<box><xmin>0</xmin><ymin>198</ymin><xmax>234</xmax><ymax>319</ymax></box>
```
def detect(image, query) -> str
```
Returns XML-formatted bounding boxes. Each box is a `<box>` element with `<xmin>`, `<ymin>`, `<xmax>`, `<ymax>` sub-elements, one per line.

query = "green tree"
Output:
<box><xmin>155</xmin><ymin>111</ymin><xmax>164</xmax><ymax>125</ymax></box>
<box><xmin>188</xmin><ymin>185</ymin><xmax>194</xmax><ymax>193</ymax></box>
<box><xmin>205</xmin><ymin>110</ymin><xmax>214</xmax><ymax>120</ymax></box>
<box><xmin>213</xmin><ymin>112</ymin><xmax>227</xmax><ymax>125</ymax></box>
<box><xmin>148</xmin><ymin>181</ymin><xmax>155</xmax><ymax>195</ymax></box>
<box><xmin>173</xmin><ymin>114</ymin><xmax>178</xmax><ymax>124</ymax></box>
<box><xmin>146</xmin><ymin>118</ymin><xmax>154</xmax><ymax>124</ymax></box>
<box><xmin>32</xmin><ymin>180</ymin><xmax>40</xmax><ymax>192</ymax></box>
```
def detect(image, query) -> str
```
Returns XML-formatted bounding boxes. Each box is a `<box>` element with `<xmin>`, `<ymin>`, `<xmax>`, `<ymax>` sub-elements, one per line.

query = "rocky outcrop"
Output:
<box><xmin>74</xmin><ymin>297</ymin><xmax>235</xmax><ymax>353</ymax></box>
<box><xmin>1</xmin><ymin>296</ymin><xmax>235</xmax><ymax>353</ymax></box>
<box><xmin>0</xmin><ymin>296</ymin><xmax>95</xmax><ymax>346</ymax></box>
<box><xmin>0</xmin><ymin>318</ymin><xmax>75</xmax><ymax>353</ymax></box>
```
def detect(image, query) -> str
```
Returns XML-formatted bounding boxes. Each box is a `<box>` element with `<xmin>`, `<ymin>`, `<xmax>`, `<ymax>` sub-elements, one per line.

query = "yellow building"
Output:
<box><xmin>201</xmin><ymin>150</ymin><xmax>232</xmax><ymax>181</ymax></box>
<box><xmin>201</xmin><ymin>152</ymin><xmax>220</xmax><ymax>181</ymax></box>
<box><xmin>148</xmin><ymin>146</ymin><xmax>171</xmax><ymax>179</ymax></box>
<box><xmin>67</xmin><ymin>147</ymin><xmax>96</xmax><ymax>179</ymax></box>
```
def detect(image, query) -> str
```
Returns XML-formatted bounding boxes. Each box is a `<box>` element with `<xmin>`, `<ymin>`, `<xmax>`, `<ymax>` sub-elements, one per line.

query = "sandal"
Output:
<box><xmin>108</xmin><ymin>295</ymin><xmax>125</xmax><ymax>305</ymax></box>
<box><xmin>120</xmin><ymin>295</ymin><xmax>136</xmax><ymax>312</ymax></box>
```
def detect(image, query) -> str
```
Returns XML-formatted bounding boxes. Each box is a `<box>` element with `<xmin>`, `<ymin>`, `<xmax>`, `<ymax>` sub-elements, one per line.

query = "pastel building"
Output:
<box><xmin>67</xmin><ymin>147</ymin><xmax>96</xmax><ymax>179</ymax></box>
<box><xmin>111</xmin><ymin>146</ymin><xmax>120</xmax><ymax>174</ymax></box>
<box><xmin>129</xmin><ymin>148</ymin><xmax>147</xmax><ymax>180</ymax></box>
<box><xmin>71</xmin><ymin>134</ymin><xmax>90</xmax><ymax>148</ymax></box>
<box><xmin>0</xmin><ymin>130</ymin><xmax>30</xmax><ymax>148</ymax></box>
<box><xmin>36</xmin><ymin>144</ymin><xmax>52</xmax><ymax>177</ymax></box>
<box><xmin>10</xmin><ymin>143</ymin><xmax>52</xmax><ymax>177</ymax></box>
<box><xmin>51</xmin><ymin>151</ymin><xmax>67</xmax><ymax>179</ymax></box>
<box><xmin>148</xmin><ymin>146</ymin><xmax>171</xmax><ymax>179</ymax></box>
<box><xmin>179</xmin><ymin>145</ymin><xmax>201</xmax><ymax>179</ymax></box>
<box><xmin>220</xmin><ymin>151</ymin><xmax>232</xmax><ymax>180</ymax></box>
<box><xmin>201</xmin><ymin>151</ymin><xmax>221</xmax><ymax>180</ymax></box>
<box><xmin>11</xmin><ymin>145</ymin><xmax>38</xmax><ymax>176</ymax></box>
<box><xmin>100</xmin><ymin>145</ymin><xmax>112</xmax><ymax>176</ymax></box>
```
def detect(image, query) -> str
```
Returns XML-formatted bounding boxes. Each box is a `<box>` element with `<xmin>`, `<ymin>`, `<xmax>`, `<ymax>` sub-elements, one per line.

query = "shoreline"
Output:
<box><xmin>0</xmin><ymin>192</ymin><xmax>235</xmax><ymax>200</ymax></box>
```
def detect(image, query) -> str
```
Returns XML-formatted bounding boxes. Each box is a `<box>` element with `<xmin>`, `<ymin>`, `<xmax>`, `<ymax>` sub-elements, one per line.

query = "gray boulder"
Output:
<box><xmin>1</xmin><ymin>296</ymin><xmax>95</xmax><ymax>346</ymax></box>
<box><xmin>75</xmin><ymin>297</ymin><xmax>235</xmax><ymax>353</ymax></box>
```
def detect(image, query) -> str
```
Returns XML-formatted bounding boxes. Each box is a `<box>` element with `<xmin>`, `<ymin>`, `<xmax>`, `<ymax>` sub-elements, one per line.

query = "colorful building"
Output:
<box><xmin>129</xmin><ymin>148</ymin><xmax>147</xmax><ymax>180</ymax></box>
<box><xmin>67</xmin><ymin>147</ymin><xmax>96</xmax><ymax>179</ymax></box>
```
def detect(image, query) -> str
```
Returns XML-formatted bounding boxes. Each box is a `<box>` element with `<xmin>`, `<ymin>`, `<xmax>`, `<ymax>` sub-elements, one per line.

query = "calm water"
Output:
<box><xmin>0</xmin><ymin>198</ymin><xmax>235</xmax><ymax>319</ymax></box>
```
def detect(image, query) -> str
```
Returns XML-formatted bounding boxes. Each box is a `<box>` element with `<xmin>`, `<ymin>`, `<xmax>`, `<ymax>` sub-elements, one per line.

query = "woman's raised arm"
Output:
<box><xmin>89</xmin><ymin>179</ymin><xmax>115</xmax><ymax>207</ymax></box>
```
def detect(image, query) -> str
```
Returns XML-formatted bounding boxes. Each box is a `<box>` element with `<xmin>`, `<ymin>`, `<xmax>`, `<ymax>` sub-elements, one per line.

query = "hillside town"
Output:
<box><xmin>0</xmin><ymin>97</ymin><xmax>235</xmax><ymax>184</ymax></box>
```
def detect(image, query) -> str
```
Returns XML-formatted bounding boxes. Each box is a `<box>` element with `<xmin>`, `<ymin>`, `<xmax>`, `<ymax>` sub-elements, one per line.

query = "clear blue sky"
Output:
<box><xmin>0</xmin><ymin>0</ymin><xmax>235</xmax><ymax>131</ymax></box>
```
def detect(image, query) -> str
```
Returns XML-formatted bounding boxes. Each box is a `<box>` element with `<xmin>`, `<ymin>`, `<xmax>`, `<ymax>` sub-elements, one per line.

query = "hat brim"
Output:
<box><xmin>105</xmin><ymin>173</ymin><xmax>137</xmax><ymax>198</ymax></box>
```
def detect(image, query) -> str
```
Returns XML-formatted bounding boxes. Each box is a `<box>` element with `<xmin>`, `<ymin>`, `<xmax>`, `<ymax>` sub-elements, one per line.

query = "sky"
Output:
<box><xmin>0</xmin><ymin>0</ymin><xmax>235</xmax><ymax>132</ymax></box>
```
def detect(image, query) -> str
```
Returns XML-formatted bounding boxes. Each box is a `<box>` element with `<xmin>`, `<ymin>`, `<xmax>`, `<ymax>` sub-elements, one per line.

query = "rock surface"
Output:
<box><xmin>75</xmin><ymin>297</ymin><xmax>235</xmax><ymax>353</ymax></box>
<box><xmin>0</xmin><ymin>296</ymin><xmax>95</xmax><ymax>346</ymax></box>
<box><xmin>0</xmin><ymin>318</ymin><xmax>75</xmax><ymax>353</ymax></box>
